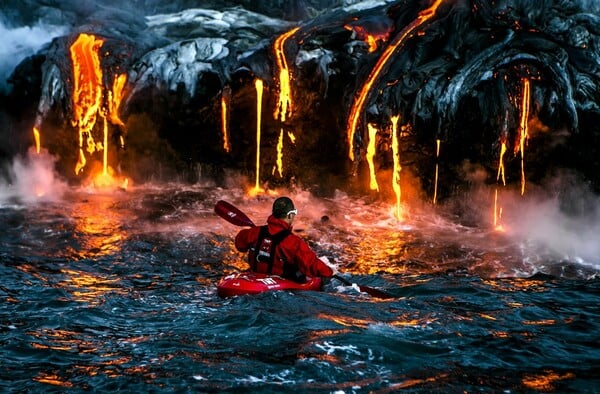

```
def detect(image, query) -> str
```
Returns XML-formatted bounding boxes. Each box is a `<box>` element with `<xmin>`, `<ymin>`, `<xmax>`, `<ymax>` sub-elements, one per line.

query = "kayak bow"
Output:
<box><xmin>217</xmin><ymin>272</ymin><xmax>322</xmax><ymax>298</ymax></box>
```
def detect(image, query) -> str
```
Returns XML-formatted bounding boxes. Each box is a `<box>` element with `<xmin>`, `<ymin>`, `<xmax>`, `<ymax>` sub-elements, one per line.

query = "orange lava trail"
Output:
<box><xmin>69</xmin><ymin>33</ymin><xmax>104</xmax><ymax>174</ymax></box>
<box><xmin>220</xmin><ymin>88</ymin><xmax>231</xmax><ymax>153</ymax></box>
<box><xmin>391</xmin><ymin>115</ymin><xmax>402</xmax><ymax>219</ymax></box>
<box><xmin>254</xmin><ymin>79</ymin><xmax>264</xmax><ymax>193</ymax></box>
<box><xmin>273</xmin><ymin>27</ymin><xmax>299</xmax><ymax>122</ymax></box>
<box><xmin>366</xmin><ymin>123</ymin><xmax>379</xmax><ymax>191</ymax></box>
<box><xmin>274</xmin><ymin>129</ymin><xmax>284</xmax><ymax>177</ymax></box>
<box><xmin>496</xmin><ymin>141</ymin><xmax>507</xmax><ymax>186</ymax></box>
<box><xmin>494</xmin><ymin>141</ymin><xmax>507</xmax><ymax>231</ymax></box>
<box><xmin>33</xmin><ymin>127</ymin><xmax>41</xmax><ymax>154</ymax></box>
<box><xmin>433</xmin><ymin>139</ymin><xmax>441</xmax><ymax>204</ymax></box>
<box><xmin>109</xmin><ymin>74</ymin><xmax>127</xmax><ymax>128</ymax></box>
<box><xmin>346</xmin><ymin>0</ymin><xmax>444</xmax><ymax>161</ymax></box>
<box><xmin>516</xmin><ymin>78</ymin><xmax>530</xmax><ymax>195</ymax></box>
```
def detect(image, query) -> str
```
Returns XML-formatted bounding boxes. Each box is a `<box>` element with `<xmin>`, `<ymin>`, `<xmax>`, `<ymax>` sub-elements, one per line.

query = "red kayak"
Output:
<box><xmin>216</xmin><ymin>272</ymin><xmax>323</xmax><ymax>298</ymax></box>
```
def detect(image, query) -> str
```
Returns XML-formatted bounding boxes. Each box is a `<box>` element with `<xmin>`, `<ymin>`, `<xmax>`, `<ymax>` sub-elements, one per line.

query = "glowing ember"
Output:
<box><xmin>346</xmin><ymin>0</ymin><xmax>444</xmax><ymax>161</ymax></box>
<box><xmin>516</xmin><ymin>78</ymin><xmax>530</xmax><ymax>195</ymax></box>
<box><xmin>221</xmin><ymin>87</ymin><xmax>231</xmax><ymax>153</ymax></box>
<box><xmin>390</xmin><ymin>115</ymin><xmax>402</xmax><ymax>219</ymax></box>
<box><xmin>32</xmin><ymin>127</ymin><xmax>41</xmax><ymax>154</ymax></box>
<box><xmin>70</xmin><ymin>33</ymin><xmax>104</xmax><ymax>174</ymax></box>
<box><xmin>433</xmin><ymin>139</ymin><xmax>441</xmax><ymax>204</ymax></box>
<box><xmin>273</xmin><ymin>27</ymin><xmax>299</xmax><ymax>123</ymax></box>
<box><xmin>366</xmin><ymin>123</ymin><xmax>379</xmax><ymax>191</ymax></box>
<box><xmin>253</xmin><ymin>79</ymin><xmax>264</xmax><ymax>193</ymax></box>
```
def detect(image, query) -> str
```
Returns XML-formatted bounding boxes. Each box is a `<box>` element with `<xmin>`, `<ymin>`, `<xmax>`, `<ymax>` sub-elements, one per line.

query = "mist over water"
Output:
<box><xmin>0</xmin><ymin>148</ymin><xmax>67</xmax><ymax>205</ymax></box>
<box><xmin>0</xmin><ymin>179</ymin><xmax>598</xmax><ymax>392</ymax></box>
<box><xmin>0</xmin><ymin>18</ymin><xmax>67</xmax><ymax>93</ymax></box>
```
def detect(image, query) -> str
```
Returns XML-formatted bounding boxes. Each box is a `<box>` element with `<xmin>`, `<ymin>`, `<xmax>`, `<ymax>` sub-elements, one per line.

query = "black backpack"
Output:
<box><xmin>249</xmin><ymin>226</ymin><xmax>296</xmax><ymax>277</ymax></box>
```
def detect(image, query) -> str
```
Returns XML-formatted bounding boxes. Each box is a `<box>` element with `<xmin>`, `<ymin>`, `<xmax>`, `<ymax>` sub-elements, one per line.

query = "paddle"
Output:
<box><xmin>214</xmin><ymin>200</ymin><xmax>393</xmax><ymax>299</ymax></box>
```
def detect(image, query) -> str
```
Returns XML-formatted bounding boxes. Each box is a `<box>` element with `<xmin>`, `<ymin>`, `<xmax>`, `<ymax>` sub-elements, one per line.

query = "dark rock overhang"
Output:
<box><xmin>3</xmin><ymin>0</ymin><xmax>600</xmax><ymax>198</ymax></box>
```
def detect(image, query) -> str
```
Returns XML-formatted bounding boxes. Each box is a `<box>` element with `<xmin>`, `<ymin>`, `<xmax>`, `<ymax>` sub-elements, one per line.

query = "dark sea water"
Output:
<box><xmin>1</xmin><ymin>178</ymin><xmax>599</xmax><ymax>393</ymax></box>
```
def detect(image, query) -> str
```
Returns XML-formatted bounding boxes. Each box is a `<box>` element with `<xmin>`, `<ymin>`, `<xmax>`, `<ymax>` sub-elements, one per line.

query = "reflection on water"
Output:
<box><xmin>1</xmin><ymin>184</ymin><xmax>599</xmax><ymax>392</ymax></box>
<box><xmin>58</xmin><ymin>269</ymin><xmax>124</xmax><ymax>304</ymax></box>
<box><xmin>71</xmin><ymin>193</ymin><xmax>126</xmax><ymax>258</ymax></box>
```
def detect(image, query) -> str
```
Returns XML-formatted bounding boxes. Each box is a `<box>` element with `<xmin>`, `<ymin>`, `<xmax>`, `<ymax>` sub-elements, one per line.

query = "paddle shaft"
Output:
<box><xmin>214</xmin><ymin>200</ymin><xmax>393</xmax><ymax>299</ymax></box>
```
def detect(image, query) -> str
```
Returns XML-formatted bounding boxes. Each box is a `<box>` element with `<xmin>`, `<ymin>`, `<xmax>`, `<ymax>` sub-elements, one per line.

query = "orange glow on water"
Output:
<box><xmin>34</xmin><ymin>372</ymin><xmax>74</xmax><ymax>388</ymax></box>
<box><xmin>273</xmin><ymin>27</ymin><xmax>299</xmax><ymax>122</ymax></box>
<box><xmin>346</xmin><ymin>0</ymin><xmax>444</xmax><ymax>161</ymax></box>
<box><xmin>522</xmin><ymin>371</ymin><xmax>575</xmax><ymax>391</ymax></box>
<box><xmin>390</xmin><ymin>115</ymin><xmax>402</xmax><ymax>219</ymax></box>
<box><xmin>253</xmin><ymin>79</ymin><xmax>264</xmax><ymax>193</ymax></box>
<box><xmin>366</xmin><ymin>123</ymin><xmax>379</xmax><ymax>191</ymax></box>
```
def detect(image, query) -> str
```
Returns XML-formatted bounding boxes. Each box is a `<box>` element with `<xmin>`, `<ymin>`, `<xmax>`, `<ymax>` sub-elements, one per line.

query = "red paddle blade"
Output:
<box><xmin>214</xmin><ymin>200</ymin><xmax>256</xmax><ymax>227</ymax></box>
<box><xmin>356</xmin><ymin>285</ymin><xmax>394</xmax><ymax>299</ymax></box>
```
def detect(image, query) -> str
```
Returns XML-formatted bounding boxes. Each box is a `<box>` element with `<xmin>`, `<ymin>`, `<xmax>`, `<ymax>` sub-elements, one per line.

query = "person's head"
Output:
<box><xmin>272</xmin><ymin>196</ymin><xmax>297</xmax><ymax>223</ymax></box>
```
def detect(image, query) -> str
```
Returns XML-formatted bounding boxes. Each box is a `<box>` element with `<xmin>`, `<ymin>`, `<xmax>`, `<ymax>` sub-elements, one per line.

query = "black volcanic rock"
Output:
<box><xmin>2</xmin><ymin>0</ymin><xmax>600</xmax><ymax>196</ymax></box>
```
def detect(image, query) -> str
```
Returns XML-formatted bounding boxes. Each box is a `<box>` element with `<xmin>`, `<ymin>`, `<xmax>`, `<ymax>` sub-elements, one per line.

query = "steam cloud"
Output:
<box><xmin>497</xmin><ymin>176</ymin><xmax>600</xmax><ymax>269</ymax></box>
<box><xmin>0</xmin><ymin>148</ymin><xmax>67</xmax><ymax>205</ymax></box>
<box><xmin>0</xmin><ymin>19</ymin><xmax>67</xmax><ymax>93</ymax></box>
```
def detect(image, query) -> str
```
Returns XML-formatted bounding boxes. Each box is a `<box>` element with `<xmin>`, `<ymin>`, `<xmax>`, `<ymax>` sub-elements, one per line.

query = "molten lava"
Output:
<box><xmin>221</xmin><ymin>87</ymin><xmax>231</xmax><ymax>153</ymax></box>
<box><xmin>391</xmin><ymin>115</ymin><xmax>402</xmax><ymax>219</ymax></box>
<box><xmin>108</xmin><ymin>74</ymin><xmax>127</xmax><ymax>128</ymax></box>
<box><xmin>494</xmin><ymin>141</ymin><xmax>507</xmax><ymax>231</ymax></box>
<box><xmin>274</xmin><ymin>129</ymin><xmax>284</xmax><ymax>177</ymax></box>
<box><xmin>497</xmin><ymin>141</ymin><xmax>507</xmax><ymax>186</ymax></box>
<box><xmin>432</xmin><ymin>139</ymin><xmax>441</xmax><ymax>205</ymax></box>
<box><xmin>273</xmin><ymin>27</ymin><xmax>299</xmax><ymax>123</ymax></box>
<box><xmin>253</xmin><ymin>79</ymin><xmax>264</xmax><ymax>194</ymax></box>
<box><xmin>517</xmin><ymin>78</ymin><xmax>530</xmax><ymax>195</ymax></box>
<box><xmin>346</xmin><ymin>0</ymin><xmax>444</xmax><ymax>161</ymax></box>
<box><xmin>33</xmin><ymin>127</ymin><xmax>41</xmax><ymax>154</ymax></box>
<box><xmin>343</xmin><ymin>18</ymin><xmax>392</xmax><ymax>53</ymax></box>
<box><xmin>366</xmin><ymin>123</ymin><xmax>379</xmax><ymax>191</ymax></box>
<box><xmin>70</xmin><ymin>33</ymin><xmax>104</xmax><ymax>175</ymax></box>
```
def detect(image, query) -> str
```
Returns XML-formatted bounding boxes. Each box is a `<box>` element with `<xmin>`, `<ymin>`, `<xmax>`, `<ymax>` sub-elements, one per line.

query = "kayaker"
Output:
<box><xmin>234</xmin><ymin>196</ymin><xmax>338</xmax><ymax>282</ymax></box>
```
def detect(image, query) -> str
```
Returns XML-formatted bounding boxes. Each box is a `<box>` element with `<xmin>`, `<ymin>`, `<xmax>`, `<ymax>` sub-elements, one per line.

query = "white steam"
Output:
<box><xmin>0</xmin><ymin>19</ymin><xmax>68</xmax><ymax>93</ymax></box>
<box><xmin>0</xmin><ymin>148</ymin><xmax>67</xmax><ymax>205</ymax></box>
<box><xmin>504</xmin><ymin>194</ymin><xmax>600</xmax><ymax>268</ymax></box>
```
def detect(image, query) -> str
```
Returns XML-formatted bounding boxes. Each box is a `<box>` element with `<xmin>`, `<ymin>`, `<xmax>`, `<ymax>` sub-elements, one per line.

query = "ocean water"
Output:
<box><xmin>1</xmin><ymin>180</ymin><xmax>599</xmax><ymax>393</ymax></box>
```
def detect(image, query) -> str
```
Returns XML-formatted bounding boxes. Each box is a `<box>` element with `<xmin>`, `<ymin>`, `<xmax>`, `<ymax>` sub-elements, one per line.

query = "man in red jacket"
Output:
<box><xmin>234</xmin><ymin>196</ymin><xmax>336</xmax><ymax>282</ymax></box>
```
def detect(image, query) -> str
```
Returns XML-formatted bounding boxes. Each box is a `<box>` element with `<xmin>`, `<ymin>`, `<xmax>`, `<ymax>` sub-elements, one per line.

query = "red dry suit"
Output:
<box><xmin>234</xmin><ymin>215</ymin><xmax>334</xmax><ymax>281</ymax></box>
